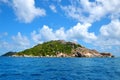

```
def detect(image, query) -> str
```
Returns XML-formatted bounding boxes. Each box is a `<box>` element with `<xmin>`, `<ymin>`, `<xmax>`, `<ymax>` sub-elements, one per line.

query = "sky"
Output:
<box><xmin>0</xmin><ymin>0</ymin><xmax>120</xmax><ymax>56</ymax></box>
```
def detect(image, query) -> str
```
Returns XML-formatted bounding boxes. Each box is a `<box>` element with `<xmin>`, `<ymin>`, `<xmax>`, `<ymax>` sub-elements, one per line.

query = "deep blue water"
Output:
<box><xmin>0</xmin><ymin>57</ymin><xmax>120</xmax><ymax>80</ymax></box>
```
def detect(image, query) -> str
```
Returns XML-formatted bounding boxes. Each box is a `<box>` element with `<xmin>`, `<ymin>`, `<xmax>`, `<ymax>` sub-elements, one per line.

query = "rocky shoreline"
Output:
<box><xmin>4</xmin><ymin>50</ymin><xmax>114</xmax><ymax>58</ymax></box>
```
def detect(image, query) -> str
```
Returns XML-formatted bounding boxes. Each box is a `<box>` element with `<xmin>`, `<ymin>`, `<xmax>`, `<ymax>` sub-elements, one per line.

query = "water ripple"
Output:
<box><xmin>0</xmin><ymin>57</ymin><xmax>120</xmax><ymax>80</ymax></box>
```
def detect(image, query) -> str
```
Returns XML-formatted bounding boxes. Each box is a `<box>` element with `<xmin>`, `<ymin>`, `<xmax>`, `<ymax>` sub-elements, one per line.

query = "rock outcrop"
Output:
<box><xmin>56</xmin><ymin>53</ymin><xmax>68</xmax><ymax>57</ymax></box>
<box><xmin>72</xmin><ymin>47</ymin><xmax>114</xmax><ymax>58</ymax></box>
<box><xmin>73</xmin><ymin>47</ymin><xmax>102</xmax><ymax>57</ymax></box>
<box><xmin>100</xmin><ymin>53</ymin><xmax>114</xmax><ymax>58</ymax></box>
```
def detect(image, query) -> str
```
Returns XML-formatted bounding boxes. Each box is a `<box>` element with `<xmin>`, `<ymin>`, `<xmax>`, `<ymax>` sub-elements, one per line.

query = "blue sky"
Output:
<box><xmin>0</xmin><ymin>0</ymin><xmax>120</xmax><ymax>56</ymax></box>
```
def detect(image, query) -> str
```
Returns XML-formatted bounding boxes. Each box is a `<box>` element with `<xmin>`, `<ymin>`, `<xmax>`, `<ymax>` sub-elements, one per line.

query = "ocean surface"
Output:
<box><xmin>0</xmin><ymin>57</ymin><xmax>120</xmax><ymax>80</ymax></box>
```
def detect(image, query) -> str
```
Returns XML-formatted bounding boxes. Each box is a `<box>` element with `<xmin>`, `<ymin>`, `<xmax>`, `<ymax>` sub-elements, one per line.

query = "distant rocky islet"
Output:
<box><xmin>2</xmin><ymin>40</ymin><xmax>114</xmax><ymax>58</ymax></box>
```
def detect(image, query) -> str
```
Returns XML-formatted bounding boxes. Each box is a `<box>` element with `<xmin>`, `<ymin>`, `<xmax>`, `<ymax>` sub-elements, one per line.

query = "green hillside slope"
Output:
<box><xmin>16</xmin><ymin>40</ymin><xmax>82</xmax><ymax>56</ymax></box>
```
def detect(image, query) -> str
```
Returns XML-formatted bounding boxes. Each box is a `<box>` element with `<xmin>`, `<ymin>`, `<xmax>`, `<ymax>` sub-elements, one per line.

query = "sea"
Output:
<box><xmin>0</xmin><ymin>57</ymin><xmax>120</xmax><ymax>80</ymax></box>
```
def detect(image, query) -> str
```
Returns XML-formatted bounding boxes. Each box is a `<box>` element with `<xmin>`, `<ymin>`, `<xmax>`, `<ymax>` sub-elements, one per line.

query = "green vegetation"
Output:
<box><xmin>2</xmin><ymin>52</ymin><xmax>16</xmax><ymax>56</ymax></box>
<box><xmin>16</xmin><ymin>40</ymin><xmax>82</xmax><ymax>56</ymax></box>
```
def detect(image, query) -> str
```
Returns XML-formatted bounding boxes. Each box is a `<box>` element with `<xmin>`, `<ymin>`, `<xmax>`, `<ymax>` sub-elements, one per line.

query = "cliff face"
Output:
<box><xmin>2</xmin><ymin>40</ymin><xmax>114</xmax><ymax>58</ymax></box>
<box><xmin>72</xmin><ymin>47</ymin><xmax>102</xmax><ymax>57</ymax></box>
<box><xmin>72</xmin><ymin>47</ymin><xmax>114</xmax><ymax>58</ymax></box>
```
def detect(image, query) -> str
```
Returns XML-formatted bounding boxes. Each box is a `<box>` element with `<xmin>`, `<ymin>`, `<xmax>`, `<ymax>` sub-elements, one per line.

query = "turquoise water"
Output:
<box><xmin>0</xmin><ymin>57</ymin><xmax>120</xmax><ymax>80</ymax></box>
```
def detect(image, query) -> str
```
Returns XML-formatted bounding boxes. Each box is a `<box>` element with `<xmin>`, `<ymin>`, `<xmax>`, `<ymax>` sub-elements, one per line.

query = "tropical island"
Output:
<box><xmin>2</xmin><ymin>40</ymin><xmax>114</xmax><ymax>58</ymax></box>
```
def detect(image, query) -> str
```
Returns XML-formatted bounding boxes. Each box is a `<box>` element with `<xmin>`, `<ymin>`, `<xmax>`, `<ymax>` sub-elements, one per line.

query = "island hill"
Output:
<box><xmin>2</xmin><ymin>40</ymin><xmax>114</xmax><ymax>58</ymax></box>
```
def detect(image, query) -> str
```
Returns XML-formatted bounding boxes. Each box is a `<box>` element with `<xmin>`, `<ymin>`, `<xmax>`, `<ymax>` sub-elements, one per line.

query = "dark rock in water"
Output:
<box><xmin>100</xmin><ymin>53</ymin><xmax>114</xmax><ymax>58</ymax></box>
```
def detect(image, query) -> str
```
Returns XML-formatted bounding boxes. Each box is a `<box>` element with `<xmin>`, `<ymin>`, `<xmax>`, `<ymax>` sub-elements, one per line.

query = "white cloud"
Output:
<box><xmin>61</xmin><ymin>0</ymin><xmax>120</xmax><ymax>23</ymax></box>
<box><xmin>31</xmin><ymin>23</ymin><xmax>97</xmax><ymax>43</ymax></box>
<box><xmin>31</xmin><ymin>25</ymin><xmax>57</xmax><ymax>43</ymax></box>
<box><xmin>0</xmin><ymin>41</ymin><xmax>12</xmax><ymax>50</ymax></box>
<box><xmin>55</xmin><ymin>27</ymin><xmax>66</xmax><ymax>40</ymax></box>
<box><xmin>66</xmin><ymin>23</ymin><xmax>97</xmax><ymax>42</ymax></box>
<box><xmin>100</xmin><ymin>19</ymin><xmax>120</xmax><ymax>39</ymax></box>
<box><xmin>40</xmin><ymin>25</ymin><xmax>57</xmax><ymax>41</ymax></box>
<box><xmin>12</xmin><ymin>0</ymin><xmax>46</xmax><ymax>23</ymax></box>
<box><xmin>31</xmin><ymin>30</ymin><xmax>42</xmax><ymax>43</ymax></box>
<box><xmin>90</xmin><ymin>19</ymin><xmax>120</xmax><ymax>55</ymax></box>
<box><xmin>0</xmin><ymin>32</ymin><xmax>31</xmax><ymax>54</ymax></box>
<box><xmin>12</xmin><ymin>32</ymin><xmax>30</xmax><ymax>49</ymax></box>
<box><xmin>96</xmin><ymin>19</ymin><xmax>120</xmax><ymax>46</ymax></box>
<box><xmin>0</xmin><ymin>32</ymin><xmax>13</xmax><ymax>53</ymax></box>
<box><xmin>0</xmin><ymin>32</ymin><xmax>8</xmax><ymax>38</ymax></box>
<box><xmin>49</xmin><ymin>5</ymin><xmax>57</xmax><ymax>13</ymax></box>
